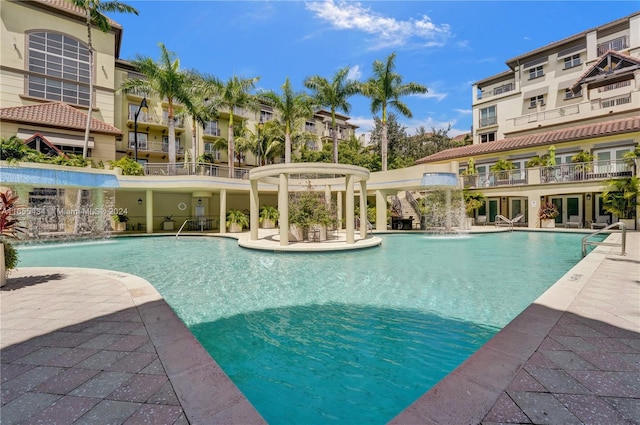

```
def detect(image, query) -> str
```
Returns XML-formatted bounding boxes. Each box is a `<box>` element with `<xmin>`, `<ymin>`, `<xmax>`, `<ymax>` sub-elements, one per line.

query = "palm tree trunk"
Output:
<box><xmin>82</xmin><ymin>12</ymin><xmax>93</xmax><ymax>159</ymax></box>
<box><xmin>228</xmin><ymin>124</ymin><xmax>235</xmax><ymax>178</ymax></box>
<box><xmin>168</xmin><ymin>116</ymin><xmax>176</xmax><ymax>169</ymax></box>
<box><xmin>381</xmin><ymin>122</ymin><xmax>388</xmax><ymax>171</ymax></box>
<box><xmin>285</xmin><ymin>133</ymin><xmax>291</xmax><ymax>163</ymax></box>
<box><xmin>332</xmin><ymin>125</ymin><xmax>338</xmax><ymax>163</ymax></box>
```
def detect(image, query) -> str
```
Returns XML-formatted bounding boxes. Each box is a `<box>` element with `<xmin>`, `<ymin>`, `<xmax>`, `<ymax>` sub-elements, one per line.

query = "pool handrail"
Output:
<box><xmin>176</xmin><ymin>219</ymin><xmax>193</xmax><ymax>238</ymax></box>
<box><xmin>581</xmin><ymin>221</ymin><xmax>626</xmax><ymax>257</ymax></box>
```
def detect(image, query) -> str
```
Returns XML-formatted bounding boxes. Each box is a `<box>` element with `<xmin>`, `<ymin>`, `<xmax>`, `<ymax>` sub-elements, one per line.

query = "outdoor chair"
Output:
<box><xmin>476</xmin><ymin>215</ymin><xmax>487</xmax><ymax>226</ymax></box>
<box><xmin>565</xmin><ymin>215</ymin><xmax>582</xmax><ymax>228</ymax></box>
<box><xmin>591</xmin><ymin>215</ymin><xmax>610</xmax><ymax>229</ymax></box>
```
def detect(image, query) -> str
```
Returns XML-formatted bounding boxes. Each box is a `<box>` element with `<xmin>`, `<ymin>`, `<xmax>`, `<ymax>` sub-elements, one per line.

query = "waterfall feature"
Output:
<box><xmin>417</xmin><ymin>173</ymin><xmax>467</xmax><ymax>233</ymax></box>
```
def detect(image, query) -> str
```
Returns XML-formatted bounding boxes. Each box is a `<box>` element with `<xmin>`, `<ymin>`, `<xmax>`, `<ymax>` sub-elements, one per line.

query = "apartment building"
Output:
<box><xmin>1</xmin><ymin>0</ymin><xmax>359</xmax><ymax>169</ymax></box>
<box><xmin>418</xmin><ymin>12</ymin><xmax>640</xmax><ymax>229</ymax></box>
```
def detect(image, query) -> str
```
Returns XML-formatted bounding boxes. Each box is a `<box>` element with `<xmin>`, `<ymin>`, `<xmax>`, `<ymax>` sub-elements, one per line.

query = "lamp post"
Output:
<box><xmin>133</xmin><ymin>97</ymin><xmax>148</xmax><ymax>163</ymax></box>
<box><xmin>257</xmin><ymin>117</ymin><xmax>264</xmax><ymax>166</ymax></box>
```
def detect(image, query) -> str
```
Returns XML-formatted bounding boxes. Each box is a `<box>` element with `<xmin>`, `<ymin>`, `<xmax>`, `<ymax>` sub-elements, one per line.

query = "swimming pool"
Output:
<box><xmin>17</xmin><ymin>232</ymin><xmax>594</xmax><ymax>424</ymax></box>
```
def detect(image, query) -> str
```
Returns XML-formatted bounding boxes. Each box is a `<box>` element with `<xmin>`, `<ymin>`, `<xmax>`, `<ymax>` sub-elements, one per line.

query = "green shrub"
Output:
<box><xmin>107</xmin><ymin>157</ymin><xmax>144</xmax><ymax>176</ymax></box>
<box><xmin>3</xmin><ymin>240</ymin><xmax>19</xmax><ymax>271</ymax></box>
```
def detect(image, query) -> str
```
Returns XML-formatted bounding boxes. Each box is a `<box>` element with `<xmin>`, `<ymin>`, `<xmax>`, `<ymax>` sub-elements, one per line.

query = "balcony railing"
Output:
<box><xmin>597</xmin><ymin>36</ymin><xmax>627</xmax><ymax>55</ymax></box>
<box><xmin>478</xmin><ymin>116</ymin><xmax>497</xmax><ymax>128</ymax></box>
<box><xmin>462</xmin><ymin>169</ymin><xmax>528</xmax><ymax>188</ymax></box>
<box><xmin>203</xmin><ymin>127</ymin><xmax>221</xmax><ymax>137</ymax></box>
<box><xmin>128</xmin><ymin>112</ymin><xmax>184</xmax><ymax>128</ymax></box>
<box><xmin>540</xmin><ymin>159</ymin><xmax>633</xmax><ymax>183</ymax></box>
<box><xmin>143</xmin><ymin>162</ymin><xmax>250</xmax><ymax>179</ymax></box>
<box><xmin>593</xmin><ymin>94</ymin><xmax>632</xmax><ymax>110</ymax></box>
<box><xmin>513</xmin><ymin>104</ymin><xmax>580</xmax><ymax>126</ymax></box>
<box><xmin>478</xmin><ymin>83</ymin><xmax>515</xmax><ymax>100</ymax></box>
<box><xmin>128</xmin><ymin>140</ymin><xmax>184</xmax><ymax>154</ymax></box>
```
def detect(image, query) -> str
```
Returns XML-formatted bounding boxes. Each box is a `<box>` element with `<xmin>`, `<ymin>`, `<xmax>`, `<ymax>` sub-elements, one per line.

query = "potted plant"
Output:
<box><xmin>259</xmin><ymin>205</ymin><xmax>279</xmax><ymax>229</ymax></box>
<box><xmin>162</xmin><ymin>215</ymin><xmax>175</xmax><ymax>231</ymax></box>
<box><xmin>538</xmin><ymin>202</ymin><xmax>559</xmax><ymax>228</ymax></box>
<box><xmin>601</xmin><ymin>177</ymin><xmax>639</xmax><ymax>230</ymax></box>
<box><xmin>112</xmin><ymin>213</ymin><xmax>129</xmax><ymax>231</ymax></box>
<box><xmin>226</xmin><ymin>210</ymin><xmax>249</xmax><ymax>233</ymax></box>
<box><xmin>463</xmin><ymin>190</ymin><xmax>486</xmax><ymax>227</ymax></box>
<box><xmin>571</xmin><ymin>151</ymin><xmax>594</xmax><ymax>176</ymax></box>
<box><xmin>1</xmin><ymin>189</ymin><xmax>26</xmax><ymax>287</ymax></box>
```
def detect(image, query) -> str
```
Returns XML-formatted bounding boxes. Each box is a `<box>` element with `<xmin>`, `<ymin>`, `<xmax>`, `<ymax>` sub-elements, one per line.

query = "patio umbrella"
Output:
<box><xmin>548</xmin><ymin>145</ymin><xmax>556</xmax><ymax>166</ymax></box>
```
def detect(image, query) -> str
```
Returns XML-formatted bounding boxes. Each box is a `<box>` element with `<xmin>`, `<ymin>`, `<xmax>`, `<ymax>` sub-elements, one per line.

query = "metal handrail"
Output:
<box><xmin>176</xmin><ymin>219</ymin><xmax>192</xmax><ymax>238</ymax></box>
<box><xmin>581</xmin><ymin>221</ymin><xmax>627</xmax><ymax>257</ymax></box>
<box><xmin>495</xmin><ymin>214</ymin><xmax>514</xmax><ymax>231</ymax></box>
<box><xmin>405</xmin><ymin>191</ymin><xmax>423</xmax><ymax>222</ymax></box>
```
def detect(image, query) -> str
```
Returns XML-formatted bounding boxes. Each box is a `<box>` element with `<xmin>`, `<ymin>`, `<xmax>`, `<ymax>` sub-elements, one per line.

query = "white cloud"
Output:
<box><xmin>347</xmin><ymin>64</ymin><xmax>362</xmax><ymax>81</ymax></box>
<box><xmin>415</xmin><ymin>89</ymin><xmax>447</xmax><ymax>102</ymax></box>
<box><xmin>454</xmin><ymin>108</ymin><xmax>472</xmax><ymax>114</ymax></box>
<box><xmin>305</xmin><ymin>1</ymin><xmax>451</xmax><ymax>50</ymax></box>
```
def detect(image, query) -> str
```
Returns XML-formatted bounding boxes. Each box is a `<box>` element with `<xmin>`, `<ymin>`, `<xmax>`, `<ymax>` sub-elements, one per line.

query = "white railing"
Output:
<box><xmin>513</xmin><ymin>104</ymin><xmax>580</xmax><ymax>126</ymax></box>
<box><xmin>540</xmin><ymin>159</ymin><xmax>633</xmax><ymax>183</ymax></box>
<box><xmin>143</xmin><ymin>162</ymin><xmax>251</xmax><ymax>179</ymax></box>
<box><xmin>462</xmin><ymin>169</ymin><xmax>528</xmax><ymax>188</ymax></box>
<box><xmin>129</xmin><ymin>141</ymin><xmax>184</xmax><ymax>154</ymax></box>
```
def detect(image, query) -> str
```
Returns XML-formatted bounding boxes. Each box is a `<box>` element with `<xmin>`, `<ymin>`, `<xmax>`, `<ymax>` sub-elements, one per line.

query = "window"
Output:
<box><xmin>480</xmin><ymin>132</ymin><xmax>496</xmax><ymax>143</ymax></box>
<box><xmin>564</xmin><ymin>88</ymin><xmax>582</xmax><ymax>100</ymax></box>
<box><xmin>305</xmin><ymin>121</ymin><xmax>316</xmax><ymax>133</ymax></box>
<box><xmin>479</xmin><ymin>106</ymin><xmax>497</xmax><ymax>127</ymax></box>
<box><xmin>493</xmin><ymin>83</ymin><xmax>514</xmax><ymax>95</ymax></box>
<box><xmin>27</xmin><ymin>32</ymin><xmax>91</xmax><ymax>106</ymax></box>
<box><xmin>128</xmin><ymin>132</ymin><xmax>148</xmax><ymax>149</ymax></box>
<box><xmin>528</xmin><ymin>66</ymin><xmax>544</xmax><ymax>80</ymax></box>
<box><xmin>529</xmin><ymin>95</ymin><xmax>545</xmax><ymax>108</ymax></box>
<box><xmin>128</xmin><ymin>104</ymin><xmax>149</xmax><ymax>122</ymax></box>
<box><xmin>260</xmin><ymin>110</ymin><xmax>273</xmax><ymax>122</ymax></box>
<box><xmin>563</xmin><ymin>54</ymin><xmax>581</xmax><ymax>69</ymax></box>
<box><xmin>306</xmin><ymin>140</ymin><xmax>317</xmax><ymax>150</ymax></box>
<box><xmin>204</xmin><ymin>121</ymin><xmax>220</xmax><ymax>136</ymax></box>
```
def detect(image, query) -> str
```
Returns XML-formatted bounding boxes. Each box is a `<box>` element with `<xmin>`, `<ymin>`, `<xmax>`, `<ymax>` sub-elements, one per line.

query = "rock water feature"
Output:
<box><xmin>417</xmin><ymin>172</ymin><xmax>468</xmax><ymax>233</ymax></box>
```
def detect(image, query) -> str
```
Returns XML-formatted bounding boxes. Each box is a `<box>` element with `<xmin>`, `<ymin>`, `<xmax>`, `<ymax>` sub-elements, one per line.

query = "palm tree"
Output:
<box><xmin>120</xmin><ymin>43</ymin><xmax>196</xmax><ymax>166</ymax></box>
<box><xmin>360</xmin><ymin>52</ymin><xmax>428</xmax><ymax>171</ymax></box>
<box><xmin>216</xmin><ymin>76</ymin><xmax>260</xmax><ymax>177</ymax></box>
<box><xmin>304</xmin><ymin>66</ymin><xmax>359</xmax><ymax>164</ymax></box>
<box><xmin>260</xmin><ymin>78</ymin><xmax>314</xmax><ymax>163</ymax></box>
<box><xmin>185</xmin><ymin>72</ymin><xmax>222</xmax><ymax>167</ymax></box>
<box><xmin>66</xmin><ymin>0</ymin><xmax>138</xmax><ymax>159</ymax></box>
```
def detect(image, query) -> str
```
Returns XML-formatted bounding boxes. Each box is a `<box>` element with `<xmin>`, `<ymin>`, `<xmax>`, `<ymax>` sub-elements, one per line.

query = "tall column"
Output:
<box><xmin>375</xmin><ymin>190</ymin><xmax>387</xmax><ymax>231</ymax></box>
<box><xmin>219</xmin><ymin>189</ymin><xmax>227</xmax><ymax>233</ymax></box>
<box><xmin>249</xmin><ymin>179</ymin><xmax>259</xmax><ymax>240</ymax></box>
<box><xmin>145</xmin><ymin>189</ymin><xmax>153</xmax><ymax>234</ymax></box>
<box><xmin>278</xmin><ymin>173</ymin><xmax>289</xmax><ymax>246</ymax></box>
<box><xmin>359</xmin><ymin>180</ymin><xmax>367</xmax><ymax>238</ymax></box>
<box><xmin>325</xmin><ymin>184</ymin><xmax>331</xmax><ymax>204</ymax></box>
<box><xmin>337</xmin><ymin>191</ymin><xmax>343</xmax><ymax>229</ymax></box>
<box><xmin>345</xmin><ymin>174</ymin><xmax>355</xmax><ymax>244</ymax></box>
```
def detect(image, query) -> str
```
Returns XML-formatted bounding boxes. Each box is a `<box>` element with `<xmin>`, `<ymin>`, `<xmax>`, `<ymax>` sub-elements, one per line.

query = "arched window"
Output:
<box><xmin>27</xmin><ymin>31</ymin><xmax>91</xmax><ymax>106</ymax></box>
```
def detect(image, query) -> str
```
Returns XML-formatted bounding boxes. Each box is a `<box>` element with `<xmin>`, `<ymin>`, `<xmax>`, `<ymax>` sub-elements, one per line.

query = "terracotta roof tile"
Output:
<box><xmin>416</xmin><ymin>116</ymin><xmax>640</xmax><ymax>164</ymax></box>
<box><xmin>0</xmin><ymin>102</ymin><xmax>122</xmax><ymax>135</ymax></box>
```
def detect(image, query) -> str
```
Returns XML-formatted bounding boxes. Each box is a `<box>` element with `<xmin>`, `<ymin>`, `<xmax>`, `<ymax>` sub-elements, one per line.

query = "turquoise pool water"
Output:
<box><xmin>17</xmin><ymin>232</ymin><xmax>594</xmax><ymax>424</ymax></box>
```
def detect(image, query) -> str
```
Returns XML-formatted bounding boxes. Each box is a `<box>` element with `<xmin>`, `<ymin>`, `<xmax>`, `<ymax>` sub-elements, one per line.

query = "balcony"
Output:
<box><xmin>512</xmin><ymin>104</ymin><xmax>580</xmax><ymax>126</ymax></box>
<box><xmin>540</xmin><ymin>159</ymin><xmax>633</xmax><ymax>183</ymax></box>
<box><xmin>463</xmin><ymin>169</ymin><xmax>528</xmax><ymax>188</ymax></box>
<box><xmin>478</xmin><ymin>83</ymin><xmax>515</xmax><ymax>100</ymax></box>
<box><xmin>127</xmin><ymin>112</ymin><xmax>184</xmax><ymax>129</ymax></box>
<box><xmin>128</xmin><ymin>140</ymin><xmax>184</xmax><ymax>154</ymax></box>
<box><xmin>203</xmin><ymin>127</ymin><xmax>221</xmax><ymax>137</ymax></box>
<box><xmin>478</xmin><ymin>116</ymin><xmax>497</xmax><ymax>128</ymax></box>
<box><xmin>143</xmin><ymin>162</ymin><xmax>250</xmax><ymax>179</ymax></box>
<box><xmin>597</xmin><ymin>36</ymin><xmax>628</xmax><ymax>56</ymax></box>
<box><xmin>592</xmin><ymin>94</ymin><xmax>632</xmax><ymax>110</ymax></box>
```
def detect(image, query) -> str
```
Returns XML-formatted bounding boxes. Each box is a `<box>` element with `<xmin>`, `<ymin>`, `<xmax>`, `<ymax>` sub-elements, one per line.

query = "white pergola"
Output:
<box><xmin>248</xmin><ymin>163</ymin><xmax>371</xmax><ymax>246</ymax></box>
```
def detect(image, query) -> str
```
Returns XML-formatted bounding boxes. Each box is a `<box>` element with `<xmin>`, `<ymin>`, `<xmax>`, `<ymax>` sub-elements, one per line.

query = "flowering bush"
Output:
<box><xmin>538</xmin><ymin>202</ymin><xmax>559</xmax><ymax>219</ymax></box>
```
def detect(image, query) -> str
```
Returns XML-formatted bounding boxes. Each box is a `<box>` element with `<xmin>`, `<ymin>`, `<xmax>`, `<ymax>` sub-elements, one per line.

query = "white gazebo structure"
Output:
<box><xmin>249</xmin><ymin>163</ymin><xmax>371</xmax><ymax>246</ymax></box>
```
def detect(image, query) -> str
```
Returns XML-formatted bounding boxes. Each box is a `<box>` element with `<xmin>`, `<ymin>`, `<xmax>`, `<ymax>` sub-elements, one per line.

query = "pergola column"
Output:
<box><xmin>337</xmin><ymin>191</ymin><xmax>343</xmax><ymax>229</ymax></box>
<box><xmin>345</xmin><ymin>174</ymin><xmax>355</xmax><ymax>244</ymax></box>
<box><xmin>359</xmin><ymin>180</ymin><xmax>367</xmax><ymax>238</ymax></box>
<box><xmin>279</xmin><ymin>173</ymin><xmax>289</xmax><ymax>246</ymax></box>
<box><xmin>375</xmin><ymin>190</ymin><xmax>387</xmax><ymax>231</ymax></box>
<box><xmin>145</xmin><ymin>189</ymin><xmax>153</xmax><ymax>234</ymax></box>
<box><xmin>219</xmin><ymin>189</ymin><xmax>227</xmax><ymax>233</ymax></box>
<box><xmin>250</xmin><ymin>179</ymin><xmax>259</xmax><ymax>240</ymax></box>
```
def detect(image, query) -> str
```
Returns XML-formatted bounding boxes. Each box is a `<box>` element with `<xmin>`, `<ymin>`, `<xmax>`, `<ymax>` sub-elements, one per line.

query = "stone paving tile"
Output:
<box><xmin>74</xmin><ymin>349</ymin><xmax>128</xmax><ymax>369</ymax></box>
<box><xmin>173</xmin><ymin>413</ymin><xmax>190</xmax><ymax>425</ymax></box>
<box><xmin>140</xmin><ymin>359</ymin><xmax>166</xmax><ymax>375</ymax></box>
<box><xmin>73</xmin><ymin>399</ymin><xmax>141</xmax><ymax>425</ymax></box>
<box><xmin>12</xmin><ymin>347</ymin><xmax>71</xmax><ymax>365</ymax></box>
<box><xmin>47</xmin><ymin>331</ymin><xmax>99</xmax><ymax>348</ymax></box>
<box><xmin>46</xmin><ymin>347</ymin><xmax>99</xmax><ymax>368</ymax></box>
<box><xmin>482</xmin><ymin>392</ymin><xmax>531</xmax><ymax>424</ymax></box>
<box><xmin>107</xmin><ymin>334</ymin><xmax>151</xmax><ymax>352</ymax></box>
<box><xmin>1</xmin><ymin>387</ymin><xmax>23</xmax><ymax>406</ymax></box>
<box><xmin>568</xmin><ymin>370</ymin><xmax>640</xmax><ymax>398</ymax></box>
<box><xmin>33</xmin><ymin>367</ymin><xmax>101</xmax><ymax>394</ymax></box>
<box><xmin>583</xmin><ymin>336</ymin><xmax>638</xmax><ymax>353</ymax></box>
<box><xmin>147</xmin><ymin>381</ymin><xmax>181</xmax><ymax>406</ymax></box>
<box><xmin>604</xmin><ymin>396</ymin><xmax>640</xmax><ymax>424</ymax></box>
<box><xmin>555</xmin><ymin>393</ymin><xmax>634</xmax><ymax>425</ymax></box>
<box><xmin>123</xmin><ymin>403</ymin><xmax>184</xmax><ymax>425</ymax></box>
<box><xmin>508</xmin><ymin>391</ymin><xmax>582</xmax><ymax>424</ymax></box>
<box><xmin>106</xmin><ymin>352</ymin><xmax>157</xmax><ymax>373</ymax></box>
<box><xmin>108</xmin><ymin>374</ymin><xmax>169</xmax><ymax>403</ymax></box>
<box><xmin>505</xmin><ymin>369</ymin><xmax>546</xmax><ymax>393</ymax></box>
<box><xmin>0</xmin><ymin>392</ymin><xmax>61</xmax><ymax>424</ymax></box>
<box><xmin>526</xmin><ymin>367</ymin><xmax>592</xmax><ymax>395</ymax></box>
<box><xmin>78</xmin><ymin>333</ymin><xmax>125</xmax><ymax>349</ymax></box>
<box><xmin>539</xmin><ymin>349</ymin><xmax>598</xmax><ymax>370</ymax></box>
<box><xmin>551</xmin><ymin>335</ymin><xmax>599</xmax><ymax>352</ymax></box>
<box><xmin>1</xmin><ymin>363</ymin><xmax>35</xmax><ymax>383</ymax></box>
<box><xmin>69</xmin><ymin>371</ymin><xmax>133</xmax><ymax>398</ymax></box>
<box><xmin>21</xmin><ymin>395</ymin><xmax>101</xmax><ymax>425</ymax></box>
<box><xmin>576</xmin><ymin>350</ymin><xmax>640</xmax><ymax>372</ymax></box>
<box><xmin>2</xmin><ymin>366</ymin><xmax>64</xmax><ymax>392</ymax></box>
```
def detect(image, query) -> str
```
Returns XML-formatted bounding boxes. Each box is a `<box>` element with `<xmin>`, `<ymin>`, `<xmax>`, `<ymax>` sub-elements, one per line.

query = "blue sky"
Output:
<box><xmin>108</xmin><ymin>1</ymin><xmax>639</xmax><ymax>139</ymax></box>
